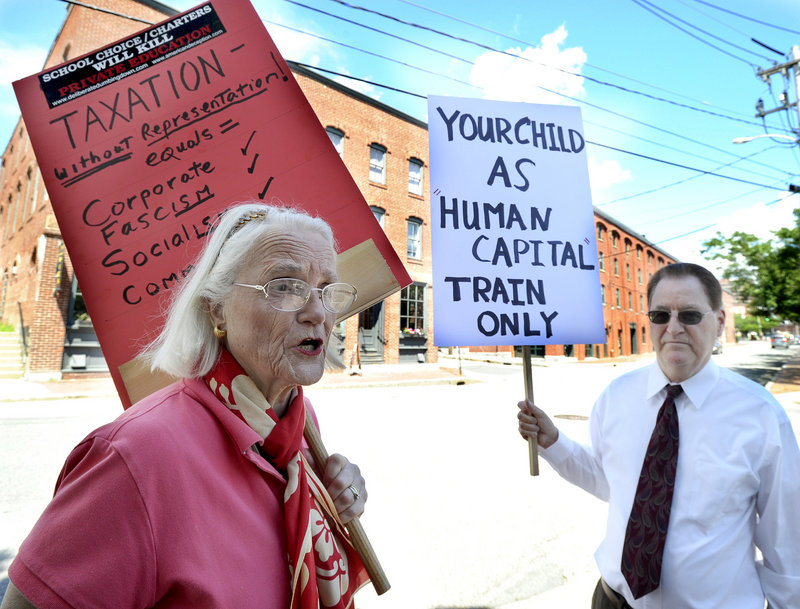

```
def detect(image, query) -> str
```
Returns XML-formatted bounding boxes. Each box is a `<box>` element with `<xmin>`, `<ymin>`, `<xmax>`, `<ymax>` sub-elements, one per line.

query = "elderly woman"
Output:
<box><xmin>2</xmin><ymin>203</ymin><xmax>370</xmax><ymax>609</ymax></box>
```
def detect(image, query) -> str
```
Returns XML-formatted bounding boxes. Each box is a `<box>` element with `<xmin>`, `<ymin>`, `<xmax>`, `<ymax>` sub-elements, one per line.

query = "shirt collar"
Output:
<box><xmin>646</xmin><ymin>358</ymin><xmax>719</xmax><ymax>409</ymax></box>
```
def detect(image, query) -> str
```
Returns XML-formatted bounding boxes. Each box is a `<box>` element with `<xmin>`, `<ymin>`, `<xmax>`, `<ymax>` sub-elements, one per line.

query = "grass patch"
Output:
<box><xmin>0</xmin><ymin>323</ymin><xmax>15</xmax><ymax>332</ymax></box>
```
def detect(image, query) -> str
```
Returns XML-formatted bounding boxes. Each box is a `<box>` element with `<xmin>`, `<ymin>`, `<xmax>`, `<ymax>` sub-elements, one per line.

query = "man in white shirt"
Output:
<box><xmin>518</xmin><ymin>262</ymin><xmax>800</xmax><ymax>608</ymax></box>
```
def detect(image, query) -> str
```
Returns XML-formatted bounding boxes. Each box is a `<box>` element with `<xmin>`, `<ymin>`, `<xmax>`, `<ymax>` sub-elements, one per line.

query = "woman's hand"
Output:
<box><xmin>322</xmin><ymin>453</ymin><xmax>367</xmax><ymax>524</ymax></box>
<box><xmin>517</xmin><ymin>400</ymin><xmax>559</xmax><ymax>449</ymax></box>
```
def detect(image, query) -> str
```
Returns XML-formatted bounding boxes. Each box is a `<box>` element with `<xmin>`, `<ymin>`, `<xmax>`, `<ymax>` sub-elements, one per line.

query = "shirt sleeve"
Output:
<box><xmin>754</xmin><ymin>413</ymin><xmax>800</xmax><ymax>609</ymax></box>
<box><xmin>9</xmin><ymin>435</ymin><xmax>157</xmax><ymax>609</ymax></box>
<box><xmin>540</xmin><ymin>403</ymin><xmax>610</xmax><ymax>501</ymax></box>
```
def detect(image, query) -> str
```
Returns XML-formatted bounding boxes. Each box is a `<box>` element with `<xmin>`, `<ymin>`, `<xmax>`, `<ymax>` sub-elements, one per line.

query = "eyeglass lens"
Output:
<box><xmin>647</xmin><ymin>310</ymin><xmax>706</xmax><ymax>325</ymax></box>
<box><xmin>266</xmin><ymin>278</ymin><xmax>356</xmax><ymax>313</ymax></box>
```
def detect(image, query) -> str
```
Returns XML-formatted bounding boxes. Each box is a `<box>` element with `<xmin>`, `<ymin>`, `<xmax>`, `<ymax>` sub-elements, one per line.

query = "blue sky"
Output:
<box><xmin>2</xmin><ymin>0</ymin><xmax>799</xmax><ymax>267</ymax></box>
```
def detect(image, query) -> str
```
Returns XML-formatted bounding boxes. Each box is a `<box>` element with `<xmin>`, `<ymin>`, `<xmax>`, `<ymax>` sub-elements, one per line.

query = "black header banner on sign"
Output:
<box><xmin>39</xmin><ymin>3</ymin><xmax>225</xmax><ymax>108</ymax></box>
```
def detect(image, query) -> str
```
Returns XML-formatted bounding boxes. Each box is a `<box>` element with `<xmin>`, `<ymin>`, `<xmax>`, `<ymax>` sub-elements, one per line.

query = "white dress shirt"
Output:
<box><xmin>541</xmin><ymin>359</ymin><xmax>800</xmax><ymax>608</ymax></box>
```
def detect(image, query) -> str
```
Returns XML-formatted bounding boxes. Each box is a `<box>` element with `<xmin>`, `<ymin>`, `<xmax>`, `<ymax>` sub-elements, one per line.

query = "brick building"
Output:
<box><xmin>0</xmin><ymin>0</ymin><xmax>178</xmax><ymax>379</ymax></box>
<box><xmin>1</xmin><ymin>1</ymin><xmax>703</xmax><ymax>378</ymax></box>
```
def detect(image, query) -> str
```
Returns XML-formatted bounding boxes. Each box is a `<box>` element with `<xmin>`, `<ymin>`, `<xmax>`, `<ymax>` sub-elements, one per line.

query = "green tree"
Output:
<box><xmin>702</xmin><ymin>207</ymin><xmax>800</xmax><ymax>322</ymax></box>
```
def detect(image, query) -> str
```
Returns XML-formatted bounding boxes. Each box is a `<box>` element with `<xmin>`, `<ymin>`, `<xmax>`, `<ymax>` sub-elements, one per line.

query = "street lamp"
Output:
<box><xmin>733</xmin><ymin>133</ymin><xmax>798</xmax><ymax>144</ymax></box>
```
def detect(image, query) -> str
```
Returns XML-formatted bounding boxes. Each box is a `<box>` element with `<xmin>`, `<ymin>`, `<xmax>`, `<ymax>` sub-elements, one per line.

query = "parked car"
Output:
<box><xmin>770</xmin><ymin>334</ymin><xmax>790</xmax><ymax>349</ymax></box>
<box><xmin>712</xmin><ymin>340</ymin><xmax>723</xmax><ymax>354</ymax></box>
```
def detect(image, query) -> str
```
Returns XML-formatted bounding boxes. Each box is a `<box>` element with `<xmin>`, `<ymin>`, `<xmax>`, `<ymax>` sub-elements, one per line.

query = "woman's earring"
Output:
<box><xmin>213</xmin><ymin>325</ymin><xmax>227</xmax><ymax>339</ymax></box>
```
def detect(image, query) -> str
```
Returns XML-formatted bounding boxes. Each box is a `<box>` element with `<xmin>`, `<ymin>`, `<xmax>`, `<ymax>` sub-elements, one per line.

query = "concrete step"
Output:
<box><xmin>0</xmin><ymin>332</ymin><xmax>25</xmax><ymax>379</ymax></box>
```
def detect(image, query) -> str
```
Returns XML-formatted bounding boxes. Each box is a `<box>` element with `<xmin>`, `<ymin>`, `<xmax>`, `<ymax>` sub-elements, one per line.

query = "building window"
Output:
<box><xmin>409</xmin><ymin>158</ymin><xmax>424</xmax><ymax>195</ymax></box>
<box><xmin>612</xmin><ymin>232</ymin><xmax>619</xmax><ymax>248</ymax></box>
<box><xmin>597</xmin><ymin>224</ymin><xmax>605</xmax><ymax>241</ymax></box>
<box><xmin>370</xmin><ymin>205</ymin><xmax>385</xmax><ymax>229</ymax></box>
<box><xmin>628</xmin><ymin>291</ymin><xmax>633</xmax><ymax>310</ymax></box>
<box><xmin>626</xmin><ymin>263</ymin><xmax>631</xmax><ymax>281</ymax></box>
<box><xmin>637</xmin><ymin>268</ymin><xmax>642</xmax><ymax>285</ymax></box>
<box><xmin>615</xmin><ymin>288</ymin><xmax>621</xmax><ymax>308</ymax></box>
<box><xmin>326</xmin><ymin>127</ymin><xmax>344</xmax><ymax>157</ymax></box>
<box><xmin>407</xmin><ymin>217</ymin><xmax>422</xmax><ymax>259</ymax></box>
<box><xmin>639</xmin><ymin>294</ymin><xmax>644</xmax><ymax>312</ymax></box>
<box><xmin>400</xmin><ymin>282</ymin><xmax>426</xmax><ymax>333</ymax></box>
<box><xmin>642</xmin><ymin>327</ymin><xmax>647</xmax><ymax>344</ymax></box>
<box><xmin>601</xmin><ymin>284</ymin><xmax>606</xmax><ymax>306</ymax></box>
<box><xmin>599</xmin><ymin>252</ymin><xmax>605</xmax><ymax>272</ymax></box>
<box><xmin>22</xmin><ymin>169</ymin><xmax>32</xmax><ymax>222</ymax></box>
<box><xmin>614</xmin><ymin>258</ymin><xmax>619</xmax><ymax>277</ymax></box>
<box><xmin>30</xmin><ymin>169</ymin><xmax>40</xmax><ymax>215</ymax></box>
<box><xmin>369</xmin><ymin>143</ymin><xmax>386</xmax><ymax>184</ymax></box>
<box><xmin>636</xmin><ymin>245</ymin><xmax>643</xmax><ymax>260</ymax></box>
<box><xmin>625</xmin><ymin>239</ymin><xmax>631</xmax><ymax>254</ymax></box>
<box><xmin>12</xmin><ymin>184</ymin><xmax>21</xmax><ymax>232</ymax></box>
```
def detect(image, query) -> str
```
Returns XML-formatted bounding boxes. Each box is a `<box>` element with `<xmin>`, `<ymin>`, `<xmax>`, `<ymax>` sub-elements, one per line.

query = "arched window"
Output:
<box><xmin>407</xmin><ymin>216</ymin><xmax>422</xmax><ymax>259</ymax></box>
<box><xmin>326</xmin><ymin>127</ymin><xmax>344</xmax><ymax>157</ymax></box>
<box><xmin>369</xmin><ymin>143</ymin><xmax>387</xmax><ymax>184</ymax></box>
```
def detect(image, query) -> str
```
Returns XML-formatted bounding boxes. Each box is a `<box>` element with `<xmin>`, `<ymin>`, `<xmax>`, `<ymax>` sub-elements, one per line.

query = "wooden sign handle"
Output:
<box><xmin>521</xmin><ymin>346</ymin><xmax>540</xmax><ymax>476</ymax></box>
<box><xmin>303</xmin><ymin>413</ymin><xmax>391</xmax><ymax>595</ymax></box>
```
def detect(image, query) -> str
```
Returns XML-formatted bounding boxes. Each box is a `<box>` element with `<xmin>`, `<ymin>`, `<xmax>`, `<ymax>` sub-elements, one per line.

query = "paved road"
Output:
<box><xmin>1</xmin><ymin>343</ymin><xmax>798</xmax><ymax>608</ymax></box>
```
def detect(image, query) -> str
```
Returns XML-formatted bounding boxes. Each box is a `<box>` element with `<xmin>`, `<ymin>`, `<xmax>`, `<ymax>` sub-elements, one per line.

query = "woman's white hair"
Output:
<box><xmin>140</xmin><ymin>202</ymin><xmax>335</xmax><ymax>378</ymax></box>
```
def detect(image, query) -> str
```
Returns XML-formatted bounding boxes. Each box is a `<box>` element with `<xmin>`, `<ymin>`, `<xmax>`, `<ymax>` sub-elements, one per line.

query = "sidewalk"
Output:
<box><xmin>2</xmin><ymin>348</ymin><xmax>800</xmax><ymax>403</ymax></box>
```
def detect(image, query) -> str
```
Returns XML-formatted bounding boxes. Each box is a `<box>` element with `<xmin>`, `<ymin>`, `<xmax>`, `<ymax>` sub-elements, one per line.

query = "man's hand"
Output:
<box><xmin>517</xmin><ymin>400</ymin><xmax>559</xmax><ymax>449</ymax></box>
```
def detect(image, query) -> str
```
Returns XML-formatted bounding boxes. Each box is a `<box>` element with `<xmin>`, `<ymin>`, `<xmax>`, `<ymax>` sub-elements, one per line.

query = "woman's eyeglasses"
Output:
<box><xmin>234</xmin><ymin>278</ymin><xmax>358</xmax><ymax>313</ymax></box>
<box><xmin>647</xmin><ymin>310</ymin><xmax>713</xmax><ymax>325</ymax></box>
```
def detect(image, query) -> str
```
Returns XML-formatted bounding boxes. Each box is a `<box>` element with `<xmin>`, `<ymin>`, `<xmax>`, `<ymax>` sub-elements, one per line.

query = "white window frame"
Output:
<box><xmin>407</xmin><ymin>217</ymin><xmax>422</xmax><ymax>259</ymax></box>
<box><xmin>408</xmin><ymin>158</ymin><xmax>423</xmax><ymax>195</ymax></box>
<box><xmin>370</xmin><ymin>144</ymin><xmax>386</xmax><ymax>184</ymax></box>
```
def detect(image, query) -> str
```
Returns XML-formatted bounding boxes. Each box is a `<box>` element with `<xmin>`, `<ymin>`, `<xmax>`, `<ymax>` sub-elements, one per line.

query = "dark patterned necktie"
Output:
<box><xmin>621</xmin><ymin>384</ymin><xmax>682</xmax><ymax>599</ymax></box>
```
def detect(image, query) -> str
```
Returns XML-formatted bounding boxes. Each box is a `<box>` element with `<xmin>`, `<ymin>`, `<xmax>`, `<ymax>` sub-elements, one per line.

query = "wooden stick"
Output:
<box><xmin>521</xmin><ymin>346</ymin><xmax>540</xmax><ymax>476</ymax></box>
<box><xmin>303</xmin><ymin>412</ymin><xmax>391</xmax><ymax>595</ymax></box>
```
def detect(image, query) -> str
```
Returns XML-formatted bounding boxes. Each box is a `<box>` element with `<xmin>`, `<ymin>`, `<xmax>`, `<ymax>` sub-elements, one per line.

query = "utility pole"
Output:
<box><xmin>755</xmin><ymin>45</ymin><xmax>800</xmax><ymax>134</ymax></box>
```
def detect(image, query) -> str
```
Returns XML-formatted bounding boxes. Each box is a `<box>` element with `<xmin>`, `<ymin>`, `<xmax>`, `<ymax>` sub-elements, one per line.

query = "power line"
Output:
<box><xmin>686</xmin><ymin>0</ymin><xmax>800</xmax><ymax>36</ymax></box>
<box><xmin>630</xmin><ymin>0</ymin><xmax>761</xmax><ymax>66</ymax></box>
<box><xmin>596</xmin><ymin>145</ymin><xmax>787</xmax><ymax>206</ymax></box>
<box><xmin>58</xmin><ymin>0</ymin><xmax>157</xmax><ymax>25</ymax></box>
<box><xmin>587</xmin><ymin>140</ymin><xmax>789</xmax><ymax>191</ymax></box>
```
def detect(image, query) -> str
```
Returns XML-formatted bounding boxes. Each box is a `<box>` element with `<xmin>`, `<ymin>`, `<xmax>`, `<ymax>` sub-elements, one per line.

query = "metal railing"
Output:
<box><xmin>17</xmin><ymin>302</ymin><xmax>28</xmax><ymax>361</ymax></box>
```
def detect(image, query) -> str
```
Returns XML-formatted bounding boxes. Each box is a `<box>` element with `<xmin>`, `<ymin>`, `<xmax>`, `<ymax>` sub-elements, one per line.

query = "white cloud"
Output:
<box><xmin>0</xmin><ymin>41</ymin><xmax>47</xmax><ymax>86</ymax></box>
<box><xmin>588</xmin><ymin>157</ymin><xmax>634</xmax><ymax>192</ymax></box>
<box><xmin>468</xmin><ymin>25</ymin><xmax>586</xmax><ymax>105</ymax></box>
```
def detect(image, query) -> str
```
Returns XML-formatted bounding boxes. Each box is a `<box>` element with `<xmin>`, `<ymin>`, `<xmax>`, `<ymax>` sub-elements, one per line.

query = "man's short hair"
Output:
<box><xmin>647</xmin><ymin>262</ymin><xmax>722</xmax><ymax>310</ymax></box>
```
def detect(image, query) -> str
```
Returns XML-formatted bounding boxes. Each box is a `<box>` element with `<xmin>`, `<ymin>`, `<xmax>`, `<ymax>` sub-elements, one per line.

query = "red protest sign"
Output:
<box><xmin>14</xmin><ymin>0</ymin><xmax>410</xmax><ymax>407</ymax></box>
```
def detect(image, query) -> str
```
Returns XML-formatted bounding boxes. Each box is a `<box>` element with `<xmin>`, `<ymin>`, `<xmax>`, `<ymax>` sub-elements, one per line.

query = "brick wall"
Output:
<box><xmin>0</xmin><ymin>0</ymin><xmax>175</xmax><ymax>376</ymax></box>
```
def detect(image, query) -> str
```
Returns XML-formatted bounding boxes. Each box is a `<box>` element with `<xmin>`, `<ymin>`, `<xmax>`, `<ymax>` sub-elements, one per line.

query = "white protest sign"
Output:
<box><xmin>428</xmin><ymin>95</ymin><xmax>605</xmax><ymax>347</ymax></box>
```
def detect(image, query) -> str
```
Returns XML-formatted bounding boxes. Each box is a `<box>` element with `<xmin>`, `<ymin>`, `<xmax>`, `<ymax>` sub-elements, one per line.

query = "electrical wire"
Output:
<box><xmin>596</xmin><ymin>146</ymin><xmax>787</xmax><ymax>206</ymax></box>
<box><xmin>686</xmin><ymin>0</ymin><xmax>800</xmax><ymax>36</ymax></box>
<box><xmin>58</xmin><ymin>0</ymin><xmax>157</xmax><ymax>25</ymax></box>
<box><xmin>630</xmin><ymin>0</ymin><xmax>761</xmax><ymax>67</ymax></box>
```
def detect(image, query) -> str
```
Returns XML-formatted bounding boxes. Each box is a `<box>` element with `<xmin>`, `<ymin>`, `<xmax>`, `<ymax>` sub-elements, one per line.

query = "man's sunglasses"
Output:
<box><xmin>647</xmin><ymin>310</ymin><xmax>714</xmax><ymax>325</ymax></box>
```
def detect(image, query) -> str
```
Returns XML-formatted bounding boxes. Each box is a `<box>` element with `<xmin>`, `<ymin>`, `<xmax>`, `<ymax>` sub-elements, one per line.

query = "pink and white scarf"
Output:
<box><xmin>205</xmin><ymin>348</ymin><xmax>369</xmax><ymax>609</ymax></box>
